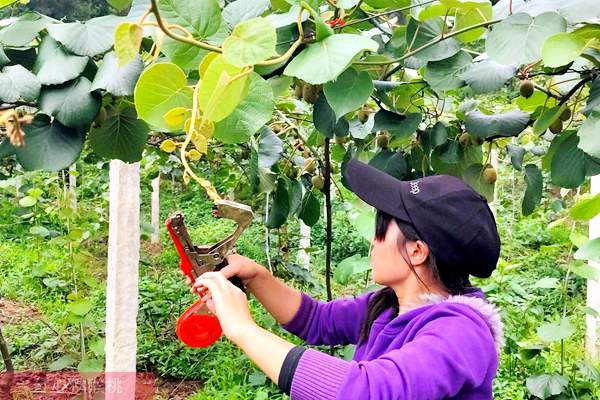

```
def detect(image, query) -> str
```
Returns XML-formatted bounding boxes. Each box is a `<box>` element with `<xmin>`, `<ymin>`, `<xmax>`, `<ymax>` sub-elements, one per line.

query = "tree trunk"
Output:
<box><xmin>105</xmin><ymin>160</ymin><xmax>140</xmax><ymax>398</ymax></box>
<box><xmin>586</xmin><ymin>175</ymin><xmax>600</xmax><ymax>360</ymax></box>
<box><xmin>150</xmin><ymin>175</ymin><xmax>160</xmax><ymax>245</ymax></box>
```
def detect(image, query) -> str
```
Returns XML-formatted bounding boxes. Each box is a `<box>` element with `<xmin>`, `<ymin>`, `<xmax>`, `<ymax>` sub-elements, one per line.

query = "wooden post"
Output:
<box><xmin>150</xmin><ymin>175</ymin><xmax>160</xmax><ymax>245</ymax></box>
<box><xmin>586</xmin><ymin>175</ymin><xmax>600</xmax><ymax>360</ymax></box>
<box><xmin>105</xmin><ymin>160</ymin><xmax>140</xmax><ymax>398</ymax></box>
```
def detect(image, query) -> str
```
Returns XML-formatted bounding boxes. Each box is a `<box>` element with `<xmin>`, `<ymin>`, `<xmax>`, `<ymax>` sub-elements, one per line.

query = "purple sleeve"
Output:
<box><xmin>280</xmin><ymin>291</ymin><xmax>374</xmax><ymax>346</ymax></box>
<box><xmin>289</xmin><ymin>304</ymin><xmax>498</xmax><ymax>399</ymax></box>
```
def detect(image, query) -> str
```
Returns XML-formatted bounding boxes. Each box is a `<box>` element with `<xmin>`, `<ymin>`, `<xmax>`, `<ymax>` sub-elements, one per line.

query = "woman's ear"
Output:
<box><xmin>406</xmin><ymin>240</ymin><xmax>429</xmax><ymax>266</ymax></box>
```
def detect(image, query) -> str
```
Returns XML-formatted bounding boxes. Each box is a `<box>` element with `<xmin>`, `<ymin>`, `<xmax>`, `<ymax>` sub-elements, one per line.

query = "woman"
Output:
<box><xmin>193</xmin><ymin>158</ymin><xmax>503</xmax><ymax>399</ymax></box>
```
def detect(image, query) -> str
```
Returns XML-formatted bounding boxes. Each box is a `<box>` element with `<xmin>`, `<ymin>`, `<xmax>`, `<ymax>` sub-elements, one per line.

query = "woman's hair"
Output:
<box><xmin>358</xmin><ymin>210</ymin><xmax>471</xmax><ymax>344</ymax></box>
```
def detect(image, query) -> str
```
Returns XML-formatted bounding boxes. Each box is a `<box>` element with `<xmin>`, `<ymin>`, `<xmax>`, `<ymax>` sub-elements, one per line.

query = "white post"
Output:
<box><xmin>105</xmin><ymin>160</ymin><xmax>140</xmax><ymax>398</ymax></box>
<box><xmin>150</xmin><ymin>175</ymin><xmax>160</xmax><ymax>245</ymax></box>
<box><xmin>298</xmin><ymin>187</ymin><xmax>311</xmax><ymax>269</ymax></box>
<box><xmin>69</xmin><ymin>164</ymin><xmax>77</xmax><ymax>212</ymax></box>
<box><xmin>489</xmin><ymin>148</ymin><xmax>499</xmax><ymax>218</ymax></box>
<box><xmin>586</xmin><ymin>175</ymin><xmax>600</xmax><ymax>360</ymax></box>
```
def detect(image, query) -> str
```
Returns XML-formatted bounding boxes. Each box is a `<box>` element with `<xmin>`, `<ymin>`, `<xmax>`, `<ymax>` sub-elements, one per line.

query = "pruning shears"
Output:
<box><xmin>165</xmin><ymin>199</ymin><xmax>253</xmax><ymax>348</ymax></box>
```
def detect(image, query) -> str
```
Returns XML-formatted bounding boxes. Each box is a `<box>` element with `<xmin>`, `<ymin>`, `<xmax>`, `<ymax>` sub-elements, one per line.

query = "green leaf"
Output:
<box><xmin>266</xmin><ymin>178</ymin><xmax>289</xmax><ymax>228</ymax></box>
<box><xmin>158</xmin><ymin>0</ymin><xmax>222</xmax><ymax>38</ymax></box>
<box><xmin>313</xmin><ymin>95</ymin><xmax>349</xmax><ymax>139</ymax></box>
<box><xmin>537</xmin><ymin>317</ymin><xmax>575</xmax><ymax>342</ymax></box>
<box><xmin>15</xmin><ymin>114</ymin><xmax>84</xmax><ymax>172</ymax></box>
<box><xmin>574</xmin><ymin>238</ymin><xmax>600</xmax><ymax>264</ymax></box>
<box><xmin>19</xmin><ymin>196</ymin><xmax>37</xmax><ymax>207</ymax></box>
<box><xmin>424</xmin><ymin>51</ymin><xmax>472</xmax><ymax>92</ymax></box>
<box><xmin>0</xmin><ymin>13</ymin><xmax>52</xmax><ymax>47</ymax></box>
<box><xmin>541</xmin><ymin>32</ymin><xmax>588</xmax><ymax>68</ymax></box>
<box><xmin>533</xmin><ymin>105</ymin><xmax>565</xmax><ymax>135</ymax></box>
<box><xmin>486</xmin><ymin>12</ymin><xmax>567</xmax><ymax>65</ymax></box>
<box><xmin>0</xmin><ymin>0</ymin><xmax>19</xmax><ymax>8</ymax></box>
<box><xmin>368</xmin><ymin>150</ymin><xmax>408</xmax><ymax>179</ymax></box>
<box><xmin>30</xmin><ymin>226</ymin><xmax>50</xmax><ymax>237</ymax></box>
<box><xmin>78</xmin><ymin>358</ymin><xmax>104</xmax><ymax>373</ymax></box>
<box><xmin>464</xmin><ymin>110</ymin><xmax>530</xmax><ymax>141</ymax></box>
<box><xmin>223</xmin><ymin>0</ymin><xmax>270</xmax><ymax>29</ymax></box>
<box><xmin>89</xmin><ymin>105</ymin><xmax>149</xmax><ymax>162</ymax></box>
<box><xmin>507</xmin><ymin>144</ymin><xmax>525</xmax><ymax>170</ymax></box>
<box><xmin>114</xmin><ymin>22</ymin><xmax>143</xmax><ymax>67</ymax></box>
<box><xmin>48</xmin><ymin>355</ymin><xmax>77</xmax><ymax>371</ymax></box>
<box><xmin>578</xmin><ymin>110</ymin><xmax>600</xmax><ymax>158</ymax></box>
<box><xmin>284</xmin><ymin>34</ymin><xmax>379</xmax><ymax>85</ymax></box>
<box><xmin>462</xmin><ymin>163</ymin><xmax>494</xmax><ymax>201</ymax></box>
<box><xmin>421</xmin><ymin>122</ymin><xmax>448</xmax><ymax>153</ymax></box>
<box><xmin>0</xmin><ymin>65</ymin><xmax>40</xmax><ymax>103</ymax></box>
<box><xmin>516</xmin><ymin>89</ymin><xmax>557</xmax><ymax>113</ymax></box>
<box><xmin>287</xmin><ymin>178</ymin><xmax>303</xmax><ymax>215</ymax></box>
<box><xmin>570</xmin><ymin>192</ymin><xmax>600</xmax><ymax>221</ymax></box>
<box><xmin>91</xmin><ymin>52</ymin><xmax>143</xmax><ymax>96</ymax></box>
<box><xmin>67</xmin><ymin>298</ymin><xmax>92</xmax><ymax>316</ymax></box>
<box><xmin>134</xmin><ymin>63</ymin><xmax>194</xmax><ymax>131</ymax></box>
<box><xmin>214</xmin><ymin>72</ymin><xmax>274</xmax><ymax>144</ymax></box>
<box><xmin>570</xmin><ymin>260</ymin><xmax>600</xmax><ymax>281</ymax></box>
<box><xmin>39</xmin><ymin>77</ymin><xmax>102</xmax><ymax>129</ymax></box>
<box><xmin>406</xmin><ymin>17</ymin><xmax>460</xmax><ymax>62</ymax></box>
<box><xmin>526</xmin><ymin>374</ymin><xmax>568</xmax><ymax>400</ymax></box>
<box><xmin>108</xmin><ymin>0</ymin><xmax>133</xmax><ymax>11</ymax></box>
<box><xmin>460</xmin><ymin>58</ymin><xmax>516</xmax><ymax>94</ymax></box>
<box><xmin>372</xmin><ymin>109</ymin><xmax>421</xmax><ymax>140</ymax></box>
<box><xmin>47</xmin><ymin>15</ymin><xmax>123</xmax><ymax>57</ymax></box>
<box><xmin>522</xmin><ymin>164</ymin><xmax>543</xmax><ymax>216</ymax></box>
<box><xmin>451</xmin><ymin>1</ymin><xmax>492</xmax><ymax>43</ymax></box>
<box><xmin>549</xmin><ymin>132</ymin><xmax>586</xmax><ymax>188</ymax></box>
<box><xmin>298</xmin><ymin>189</ymin><xmax>320</xmax><ymax>226</ymax></box>
<box><xmin>32</xmin><ymin>35</ymin><xmax>88</xmax><ymax>85</ymax></box>
<box><xmin>258</xmin><ymin>126</ymin><xmax>283</xmax><ymax>169</ymax></box>
<box><xmin>324</xmin><ymin>68</ymin><xmax>373</xmax><ymax>120</ymax></box>
<box><xmin>334</xmin><ymin>254</ymin><xmax>371</xmax><ymax>285</ymax></box>
<box><xmin>533</xmin><ymin>277</ymin><xmax>559</xmax><ymax>289</ymax></box>
<box><xmin>584</xmin><ymin>78</ymin><xmax>600</xmax><ymax>115</ymax></box>
<box><xmin>346</xmin><ymin>197</ymin><xmax>374</xmax><ymax>242</ymax></box>
<box><xmin>161</xmin><ymin>39</ymin><xmax>209</xmax><ymax>70</ymax></box>
<box><xmin>223</xmin><ymin>17</ymin><xmax>277</xmax><ymax>67</ymax></box>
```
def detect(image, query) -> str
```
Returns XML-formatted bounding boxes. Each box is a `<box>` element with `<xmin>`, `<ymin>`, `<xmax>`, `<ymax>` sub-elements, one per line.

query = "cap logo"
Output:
<box><xmin>409</xmin><ymin>181</ymin><xmax>420</xmax><ymax>194</ymax></box>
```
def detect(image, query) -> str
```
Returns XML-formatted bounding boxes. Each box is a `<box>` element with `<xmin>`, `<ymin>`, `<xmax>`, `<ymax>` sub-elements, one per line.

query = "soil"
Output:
<box><xmin>0</xmin><ymin>299</ymin><xmax>40</xmax><ymax>325</ymax></box>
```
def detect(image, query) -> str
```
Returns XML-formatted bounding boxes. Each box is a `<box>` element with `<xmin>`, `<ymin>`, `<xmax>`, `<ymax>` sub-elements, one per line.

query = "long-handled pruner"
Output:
<box><xmin>165</xmin><ymin>199</ymin><xmax>253</xmax><ymax>348</ymax></box>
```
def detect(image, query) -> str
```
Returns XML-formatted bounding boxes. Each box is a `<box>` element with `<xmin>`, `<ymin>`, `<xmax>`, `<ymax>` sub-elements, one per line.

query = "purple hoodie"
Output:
<box><xmin>281</xmin><ymin>288</ymin><xmax>503</xmax><ymax>400</ymax></box>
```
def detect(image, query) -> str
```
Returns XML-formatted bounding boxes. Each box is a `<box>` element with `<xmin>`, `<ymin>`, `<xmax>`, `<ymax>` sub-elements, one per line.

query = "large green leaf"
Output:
<box><xmin>323</xmin><ymin>67</ymin><xmax>373</xmax><ymax>120</ymax></box>
<box><xmin>507</xmin><ymin>144</ymin><xmax>526</xmax><ymax>170</ymax></box>
<box><xmin>464</xmin><ymin>110</ymin><xmax>529</xmax><ymax>141</ymax></box>
<box><xmin>583</xmin><ymin>77</ymin><xmax>600</xmax><ymax>115</ymax></box>
<box><xmin>91</xmin><ymin>52</ymin><xmax>143</xmax><ymax>96</ymax></box>
<box><xmin>533</xmin><ymin>105</ymin><xmax>565</xmax><ymax>135</ymax></box>
<box><xmin>38</xmin><ymin>77</ymin><xmax>101</xmax><ymax>128</ymax></box>
<box><xmin>266</xmin><ymin>178</ymin><xmax>289</xmax><ymax>228</ymax></box>
<box><xmin>214</xmin><ymin>73</ymin><xmax>274</xmax><ymax>144</ymax></box>
<box><xmin>158</xmin><ymin>0</ymin><xmax>222</xmax><ymax>38</ymax></box>
<box><xmin>223</xmin><ymin>0</ymin><xmax>270</xmax><ymax>28</ymax></box>
<box><xmin>32</xmin><ymin>36</ymin><xmax>88</xmax><ymax>85</ymax></box>
<box><xmin>0</xmin><ymin>65</ymin><xmax>40</xmax><ymax>103</ymax></box>
<box><xmin>420</xmin><ymin>1</ymin><xmax>492</xmax><ymax>43</ymax></box>
<box><xmin>334</xmin><ymin>254</ymin><xmax>371</xmax><ymax>285</ymax></box>
<box><xmin>577</xmin><ymin>110</ymin><xmax>600</xmax><ymax>158</ymax></box>
<box><xmin>372</xmin><ymin>109</ymin><xmax>421</xmax><ymax>140</ymax></box>
<box><xmin>526</xmin><ymin>374</ymin><xmax>568</xmax><ymax>400</ymax></box>
<box><xmin>198</xmin><ymin>54</ymin><xmax>250</xmax><ymax>122</ymax></box>
<box><xmin>368</xmin><ymin>149</ymin><xmax>407</xmax><ymax>179</ymax></box>
<box><xmin>574</xmin><ymin>238</ymin><xmax>600</xmax><ymax>263</ymax></box>
<box><xmin>541</xmin><ymin>32</ymin><xmax>587</xmax><ymax>68</ymax></box>
<box><xmin>420</xmin><ymin>122</ymin><xmax>448</xmax><ymax>153</ymax></box>
<box><xmin>223</xmin><ymin>17</ymin><xmax>277</xmax><ymax>67</ymax></box>
<box><xmin>134</xmin><ymin>62</ymin><xmax>194</xmax><ymax>131</ymax></box>
<box><xmin>423</xmin><ymin>51</ymin><xmax>472</xmax><ymax>92</ymax></box>
<box><xmin>0</xmin><ymin>13</ymin><xmax>52</xmax><ymax>47</ymax></box>
<box><xmin>522</xmin><ymin>164</ymin><xmax>543</xmax><ymax>216</ymax></box>
<box><xmin>161</xmin><ymin>38</ymin><xmax>209</xmax><ymax>70</ymax></box>
<box><xmin>0</xmin><ymin>46</ymin><xmax>9</xmax><ymax>67</ymax></box>
<box><xmin>570</xmin><ymin>192</ymin><xmax>600</xmax><ymax>221</ymax></box>
<box><xmin>486</xmin><ymin>12</ymin><xmax>566</xmax><ymax>65</ymax></box>
<box><xmin>108</xmin><ymin>0</ymin><xmax>133</xmax><ymax>11</ymax></box>
<box><xmin>459</xmin><ymin>58</ymin><xmax>516</xmax><ymax>94</ymax></box>
<box><xmin>47</xmin><ymin>15</ymin><xmax>123</xmax><ymax>57</ymax></box>
<box><xmin>406</xmin><ymin>17</ymin><xmax>460</xmax><ymax>62</ymax></box>
<box><xmin>313</xmin><ymin>95</ymin><xmax>349</xmax><ymax>139</ymax></box>
<box><xmin>258</xmin><ymin>126</ymin><xmax>283</xmax><ymax>169</ymax></box>
<box><xmin>298</xmin><ymin>188</ymin><xmax>320</xmax><ymax>226</ymax></box>
<box><xmin>15</xmin><ymin>114</ymin><xmax>84</xmax><ymax>171</ymax></box>
<box><xmin>549</xmin><ymin>132</ymin><xmax>586</xmax><ymax>188</ymax></box>
<box><xmin>89</xmin><ymin>105</ymin><xmax>150</xmax><ymax>162</ymax></box>
<box><xmin>537</xmin><ymin>317</ymin><xmax>575</xmax><ymax>342</ymax></box>
<box><xmin>283</xmin><ymin>34</ymin><xmax>378</xmax><ymax>84</ymax></box>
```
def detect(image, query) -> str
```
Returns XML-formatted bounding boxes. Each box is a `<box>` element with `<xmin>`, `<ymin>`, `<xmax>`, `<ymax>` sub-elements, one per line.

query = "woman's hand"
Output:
<box><xmin>193</xmin><ymin>271</ymin><xmax>257</xmax><ymax>342</ymax></box>
<box><xmin>182</xmin><ymin>254</ymin><xmax>265</xmax><ymax>288</ymax></box>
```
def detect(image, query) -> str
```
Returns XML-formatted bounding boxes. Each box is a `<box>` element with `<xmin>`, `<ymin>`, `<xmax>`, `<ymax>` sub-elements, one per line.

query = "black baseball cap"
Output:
<box><xmin>345</xmin><ymin>158</ymin><xmax>500</xmax><ymax>278</ymax></box>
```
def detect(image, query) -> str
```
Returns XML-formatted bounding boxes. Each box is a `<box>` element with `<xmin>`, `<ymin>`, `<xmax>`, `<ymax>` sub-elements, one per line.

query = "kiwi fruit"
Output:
<box><xmin>357</xmin><ymin>109</ymin><xmax>370</xmax><ymax>123</ymax></box>
<box><xmin>303</xmin><ymin>157</ymin><xmax>317</xmax><ymax>174</ymax></box>
<box><xmin>549</xmin><ymin>118</ymin><xmax>563</xmax><ymax>134</ymax></box>
<box><xmin>520</xmin><ymin>80</ymin><xmax>535</xmax><ymax>99</ymax></box>
<box><xmin>483</xmin><ymin>166</ymin><xmax>497</xmax><ymax>184</ymax></box>
<box><xmin>312</xmin><ymin>175</ymin><xmax>325</xmax><ymax>190</ymax></box>
<box><xmin>376</xmin><ymin>132</ymin><xmax>389</xmax><ymax>149</ymax></box>
<box><xmin>559</xmin><ymin>108</ymin><xmax>572</xmax><ymax>122</ymax></box>
<box><xmin>459</xmin><ymin>132</ymin><xmax>473</xmax><ymax>147</ymax></box>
